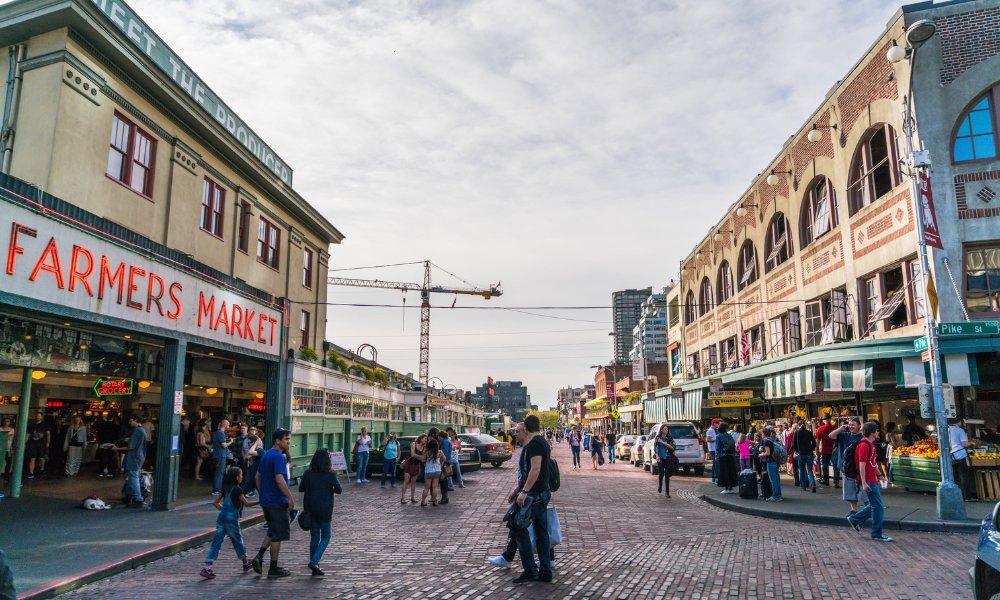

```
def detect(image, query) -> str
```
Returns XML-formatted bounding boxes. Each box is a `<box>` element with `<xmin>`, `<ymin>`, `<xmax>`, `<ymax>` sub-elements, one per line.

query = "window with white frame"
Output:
<box><xmin>800</xmin><ymin>177</ymin><xmax>838</xmax><ymax>248</ymax></box>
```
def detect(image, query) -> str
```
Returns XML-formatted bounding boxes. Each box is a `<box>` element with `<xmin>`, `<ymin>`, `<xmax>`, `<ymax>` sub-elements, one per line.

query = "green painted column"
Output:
<box><xmin>264</xmin><ymin>361</ymin><xmax>282</xmax><ymax>438</ymax></box>
<box><xmin>152</xmin><ymin>339</ymin><xmax>185</xmax><ymax>511</ymax></box>
<box><xmin>9</xmin><ymin>367</ymin><xmax>32</xmax><ymax>498</ymax></box>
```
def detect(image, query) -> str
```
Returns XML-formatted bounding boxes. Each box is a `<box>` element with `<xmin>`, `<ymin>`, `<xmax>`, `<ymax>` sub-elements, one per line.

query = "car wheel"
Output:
<box><xmin>693</xmin><ymin>465</ymin><xmax>705</xmax><ymax>476</ymax></box>
<box><xmin>651</xmin><ymin>464</ymin><xmax>658</xmax><ymax>475</ymax></box>
<box><xmin>644</xmin><ymin>463</ymin><xmax>651</xmax><ymax>472</ymax></box>
<box><xmin>491</xmin><ymin>461</ymin><xmax>502</xmax><ymax>468</ymax></box>
<box><xmin>682</xmin><ymin>466</ymin><xmax>691</xmax><ymax>474</ymax></box>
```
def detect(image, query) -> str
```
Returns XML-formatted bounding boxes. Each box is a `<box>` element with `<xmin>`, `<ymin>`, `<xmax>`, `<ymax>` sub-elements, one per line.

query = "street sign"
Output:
<box><xmin>173</xmin><ymin>391</ymin><xmax>183</xmax><ymax>415</ymax></box>
<box><xmin>921</xmin><ymin>350</ymin><xmax>931</xmax><ymax>363</ymax></box>
<box><xmin>671</xmin><ymin>387</ymin><xmax>683</xmax><ymax>400</ymax></box>
<box><xmin>708</xmin><ymin>390</ymin><xmax>753</xmax><ymax>400</ymax></box>
<box><xmin>709</xmin><ymin>378</ymin><xmax>723</xmax><ymax>393</ymax></box>
<box><xmin>611</xmin><ymin>408</ymin><xmax>620</xmax><ymax>419</ymax></box>
<box><xmin>917</xmin><ymin>383</ymin><xmax>957</xmax><ymax>418</ymax></box>
<box><xmin>330</xmin><ymin>451</ymin><xmax>348</xmax><ymax>472</ymax></box>
<box><xmin>939</xmin><ymin>321</ymin><xmax>1000</xmax><ymax>335</ymax></box>
<box><xmin>913</xmin><ymin>336</ymin><xmax>929</xmax><ymax>352</ymax></box>
<box><xmin>710</xmin><ymin>397</ymin><xmax>751</xmax><ymax>408</ymax></box>
<box><xmin>927</xmin><ymin>276</ymin><xmax>939</xmax><ymax>318</ymax></box>
<box><xmin>93</xmin><ymin>378</ymin><xmax>133</xmax><ymax>397</ymax></box>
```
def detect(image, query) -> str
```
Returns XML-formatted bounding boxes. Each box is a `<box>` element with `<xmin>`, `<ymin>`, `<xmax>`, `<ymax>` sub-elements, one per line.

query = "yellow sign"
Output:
<box><xmin>611</xmin><ymin>409</ymin><xmax>620</xmax><ymax>419</ymax></box>
<box><xmin>711</xmin><ymin>397</ymin><xmax>751</xmax><ymax>408</ymax></box>
<box><xmin>927</xmin><ymin>276</ymin><xmax>939</xmax><ymax>318</ymax></box>
<box><xmin>708</xmin><ymin>390</ymin><xmax>753</xmax><ymax>400</ymax></box>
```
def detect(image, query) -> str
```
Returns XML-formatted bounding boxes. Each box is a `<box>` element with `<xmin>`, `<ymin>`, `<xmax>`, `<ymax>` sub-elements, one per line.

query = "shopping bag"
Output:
<box><xmin>528</xmin><ymin>507</ymin><xmax>562</xmax><ymax>548</ymax></box>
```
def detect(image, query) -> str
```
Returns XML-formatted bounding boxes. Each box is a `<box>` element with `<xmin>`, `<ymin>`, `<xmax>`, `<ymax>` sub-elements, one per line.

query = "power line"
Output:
<box><xmin>328</xmin><ymin>261</ymin><xmax>424</xmax><ymax>272</ymax></box>
<box><xmin>331</xmin><ymin>327</ymin><xmax>609</xmax><ymax>338</ymax></box>
<box><xmin>363</xmin><ymin>341</ymin><xmax>610</xmax><ymax>351</ymax></box>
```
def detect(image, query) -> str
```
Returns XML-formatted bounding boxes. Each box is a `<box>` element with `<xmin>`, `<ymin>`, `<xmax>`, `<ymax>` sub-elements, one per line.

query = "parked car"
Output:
<box><xmin>631</xmin><ymin>435</ymin><xmax>649</xmax><ymax>467</ymax></box>
<box><xmin>643</xmin><ymin>421</ymin><xmax>706</xmax><ymax>476</ymax></box>
<box><xmin>351</xmin><ymin>436</ymin><xmax>481</xmax><ymax>480</ymax></box>
<box><xmin>971</xmin><ymin>501</ymin><xmax>1000</xmax><ymax>599</ymax></box>
<box><xmin>615</xmin><ymin>435</ymin><xmax>637</xmax><ymax>460</ymax></box>
<box><xmin>459</xmin><ymin>433</ymin><xmax>513</xmax><ymax>467</ymax></box>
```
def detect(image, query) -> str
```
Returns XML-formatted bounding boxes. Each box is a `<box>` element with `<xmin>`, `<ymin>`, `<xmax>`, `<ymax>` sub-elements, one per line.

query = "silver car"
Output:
<box><xmin>643</xmin><ymin>421</ymin><xmax>706</xmax><ymax>476</ymax></box>
<box><xmin>615</xmin><ymin>435</ymin><xmax>637</xmax><ymax>460</ymax></box>
<box><xmin>631</xmin><ymin>435</ymin><xmax>649</xmax><ymax>468</ymax></box>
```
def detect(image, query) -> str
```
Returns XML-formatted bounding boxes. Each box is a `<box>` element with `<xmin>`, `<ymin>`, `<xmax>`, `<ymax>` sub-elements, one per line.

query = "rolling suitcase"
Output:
<box><xmin>738</xmin><ymin>471</ymin><xmax>758</xmax><ymax>499</ymax></box>
<box><xmin>760</xmin><ymin>471</ymin><xmax>772</xmax><ymax>499</ymax></box>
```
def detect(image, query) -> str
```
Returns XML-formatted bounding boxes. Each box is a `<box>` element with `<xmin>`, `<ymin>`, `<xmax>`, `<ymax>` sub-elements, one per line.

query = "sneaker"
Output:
<box><xmin>210</xmin><ymin>491</ymin><xmax>221</xmax><ymax>496</ymax></box>
<box><xmin>242</xmin><ymin>559</ymin><xmax>254</xmax><ymax>573</ymax></box>
<box><xmin>380</xmin><ymin>484</ymin><xmax>385</xmax><ymax>489</ymax></box>
<box><xmin>363</xmin><ymin>479</ymin><xmax>370</xmax><ymax>483</ymax></box>
<box><xmin>873</xmin><ymin>535</ymin><xmax>894</xmax><ymax>542</ymax></box>
<box><xmin>550</xmin><ymin>560</ymin><xmax>557</xmax><ymax>570</ymax></box>
<box><xmin>267</xmin><ymin>566</ymin><xmax>291</xmax><ymax>579</ymax></box>
<box><xmin>487</xmin><ymin>555</ymin><xmax>513</xmax><ymax>569</ymax></box>
<box><xmin>847</xmin><ymin>517</ymin><xmax>863</xmax><ymax>535</ymax></box>
<box><xmin>846</xmin><ymin>510</ymin><xmax>857</xmax><ymax>518</ymax></box>
<box><xmin>538</xmin><ymin>573</ymin><xmax>553</xmax><ymax>583</ymax></box>
<box><xmin>513</xmin><ymin>572</ymin><xmax>538</xmax><ymax>584</ymax></box>
<box><xmin>765</xmin><ymin>497</ymin><xmax>774</xmax><ymax>502</ymax></box>
<box><xmin>439</xmin><ymin>498</ymin><xmax>449</xmax><ymax>505</ymax></box>
<box><xmin>200</xmin><ymin>567</ymin><xmax>216</xmax><ymax>580</ymax></box>
<box><xmin>308</xmin><ymin>562</ymin><xmax>324</xmax><ymax>576</ymax></box>
<box><xmin>246</xmin><ymin>491</ymin><xmax>257</xmax><ymax>498</ymax></box>
<box><xmin>252</xmin><ymin>556</ymin><xmax>263</xmax><ymax>575</ymax></box>
<box><xmin>26</xmin><ymin>475</ymin><xmax>33</xmax><ymax>479</ymax></box>
<box><xmin>772</xmin><ymin>497</ymin><xmax>783</xmax><ymax>502</ymax></box>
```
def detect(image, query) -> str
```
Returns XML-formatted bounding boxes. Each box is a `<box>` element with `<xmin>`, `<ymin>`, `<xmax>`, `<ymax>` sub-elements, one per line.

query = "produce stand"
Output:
<box><xmin>892</xmin><ymin>438</ymin><xmax>1000</xmax><ymax>499</ymax></box>
<box><xmin>891</xmin><ymin>455</ymin><xmax>941</xmax><ymax>492</ymax></box>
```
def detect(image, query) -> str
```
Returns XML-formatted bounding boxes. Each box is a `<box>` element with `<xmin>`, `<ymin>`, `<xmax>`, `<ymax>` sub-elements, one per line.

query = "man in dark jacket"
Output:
<box><xmin>794</xmin><ymin>420</ymin><xmax>817</xmax><ymax>492</ymax></box>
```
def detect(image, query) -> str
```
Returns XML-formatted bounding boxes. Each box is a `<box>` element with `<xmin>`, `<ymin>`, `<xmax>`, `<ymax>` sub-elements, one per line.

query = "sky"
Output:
<box><xmin>119</xmin><ymin>0</ymin><xmax>906</xmax><ymax>409</ymax></box>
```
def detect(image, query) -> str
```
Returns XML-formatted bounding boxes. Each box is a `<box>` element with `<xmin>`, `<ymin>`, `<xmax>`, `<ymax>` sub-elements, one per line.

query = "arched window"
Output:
<box><xmin>800</xmin><ymin>177</ymin><xmax>838</xmax><ymax>248</ymax></box>
<box><xmin>698</xmin><ymin>278</ymin><xmax>714</xmax><ymax>316</ymax></box>
<box><xmin>685</xmin><ymin>290</ymin><xmax>697</xmax><ymax>324</ymax></box>
<box><xmin>848</xmin><ymin>124</ymin><xmax>901</xmax><ymax>215</ymax></box>
<box><xmin>717</xmin><ymin>261</ymin><xmax>734</xmax><ymax>304</ymax></box>
<box><xmin>737</xmin><ymin>240</ymin><xmax>758</xmax><ymax>291</ymax></box>
<box><xmin>764</xmin><ymin>213</ymin><xmax>792</xmax><ymax>273</ymax></box>
<box><xmin>954</xmin><ymin>87</ymin><xmax>999</xmax><ymax>162</ymax></box>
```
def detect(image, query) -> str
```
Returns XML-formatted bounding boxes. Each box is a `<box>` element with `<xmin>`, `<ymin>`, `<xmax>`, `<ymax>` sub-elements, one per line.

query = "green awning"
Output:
<box><xmin>764</xmin><ymin>367</ymin><xmax>815</xmax><ymax>399</ymax></box>
<box><xmin>895</xmin><ymin>354</ymin><xmax>979</xmax><ymax>388</ymax></box>
<box><xmin>823</xmin><ymin>361</ymin><xmax>873</xmax><ymax>392</ymax></box>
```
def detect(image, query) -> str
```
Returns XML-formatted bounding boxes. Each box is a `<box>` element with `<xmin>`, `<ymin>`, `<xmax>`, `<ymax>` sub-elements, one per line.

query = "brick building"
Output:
<box><xmin>662</xmin><ymin>0</ymin><xmax>1000</xmax><ymax>435</ymax></box>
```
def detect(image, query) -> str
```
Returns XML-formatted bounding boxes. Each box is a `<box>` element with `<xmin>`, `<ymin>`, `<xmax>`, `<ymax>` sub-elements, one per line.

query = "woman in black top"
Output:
<box><xmin>715</xmin><ymin>422</ymin><xmax>739</xmax><ymax>493</ymax></box>
<box><xmin>299</xmin><ymin>448</ymin><xmax>343</xmax><ymax>576</ymax></box>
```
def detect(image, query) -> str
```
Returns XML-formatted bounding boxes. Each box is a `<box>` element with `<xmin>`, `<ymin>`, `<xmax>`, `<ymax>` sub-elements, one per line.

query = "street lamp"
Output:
<box><xmin>889</xmin><ymin>19</ymin><xmax>964</xmax><ymax>520</ymax></box>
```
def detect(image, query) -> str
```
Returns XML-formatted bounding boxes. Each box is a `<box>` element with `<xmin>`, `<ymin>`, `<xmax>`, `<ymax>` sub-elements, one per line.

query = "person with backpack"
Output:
<box><xmin>831</xmin><ymin>417</ymin><xmax>866</xmax><ymax>516</ymax></box>
<box><xmin>760</xmin><ymin>427</ymin><xmax>783</xmax><ymax>502</ymax></box>
<box><xmin>200</xmin><ymin>467</ymin><xmax>258</xmax><ymax>579</ymax></box>
<box><xmin>653</xmin><ymin>424</ymin><xmax>676</xmax><ymax>497</ymax></box>
<box><xmin>511</xmin><ymin>414</ymin><xmax>554</xmax><ymax>584</ymax></box>
<box><xmin>847</xmin><ymin>422</ymin><xmax>892</xmax><ymax>542</ymax></box>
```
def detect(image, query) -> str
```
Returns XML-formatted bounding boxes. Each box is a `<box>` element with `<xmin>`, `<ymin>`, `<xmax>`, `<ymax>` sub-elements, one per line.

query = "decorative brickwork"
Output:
<box><xmin>685</xmin><ymin>322</ymin><xmax>700</xmax><ymax>345</ymax></box>
<box><xmin>848</xmin><ymin>188</ymin><xmax>914</xmax><ymax>259</ymax></box>
<box><xmin>738</xmin><ymin>285</ymin><xmax>763</xmax><ymax>327</ymax></box>
<box><xmin>700</xmin><ymin>316</ymin><xmax>716</xmax><ymax>338</ymax></box>
<box><xmin>764</xmin><ymin>260</ymin><xmax>798</xmax><ymax>302</ymax></box>
<box><xmin>956</xmin><ymin>169</ymin><xmax>1000</xmax><ymax>218</ymax></box>
<box><xmin>757</xmin><ymin>170</ymin><xmax>790</xmax><ymax>223</ymax></box>
<box><xmin>938</xmin><ymin>7</ymin><xmax>1000</xmax><ymax>86</ymax></box>
<box><xmin>800</xmin><ymin>231</ymin><xmax>845</xmax><ymax>287</ymax></box>
<box><xmin>790</xmin><ymin>109</ymin><xmax>836</xmax><ymax>190</ymax></box>
<box><xmin>717</xmin><ymin>303</ymin><xmax>736</xmax><ymax>330</ymax></box>
<box><xmin>733</xmin><ymin>193</ymin><xmax>759</xmax><ymax>232</ymax></box>
<box><xmin>836</xmin><ymin>41</ymin><xmax>898</xmax><ymax>146</ymax></box>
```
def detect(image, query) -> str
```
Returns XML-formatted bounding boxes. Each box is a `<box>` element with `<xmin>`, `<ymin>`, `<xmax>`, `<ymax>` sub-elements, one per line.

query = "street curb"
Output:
<box><xmin>698</xmin><ymin>492</ymin><xmax>979</xmax><ymax>534</ymax></box>
<box><xmin>19</xmin><ymin>512</ymin><xmax>266</xmax><ymax>599</ymax></box>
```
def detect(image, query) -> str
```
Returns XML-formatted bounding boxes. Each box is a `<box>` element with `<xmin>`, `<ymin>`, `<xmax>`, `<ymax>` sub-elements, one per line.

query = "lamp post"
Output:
<box><xmin>888</xmin><ymin>18</ymin><xmax>965</xmax><ymax>520</ymax></box>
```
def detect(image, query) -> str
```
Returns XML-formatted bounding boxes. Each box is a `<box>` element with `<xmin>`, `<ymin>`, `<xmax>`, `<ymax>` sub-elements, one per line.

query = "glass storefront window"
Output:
<box><xmin>292</xmin><ymin>386</ymin><xmax>323</xmax><ymax>413</ymax></box>
<box><xmin>965</xmin><ymin>245</ymin><xmax>1000</xmax><ymax>313</ymax></box>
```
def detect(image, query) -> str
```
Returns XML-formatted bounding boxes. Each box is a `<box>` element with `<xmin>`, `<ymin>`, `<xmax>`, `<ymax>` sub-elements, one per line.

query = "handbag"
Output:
<box><xmin>668</xmin><ymin>453</ymin><xmax>680</xmax><ymax>476</ymax></box>
<box><xmin>297</xmin><ymin>510</ymin><xmax>312</xmax><ymax>531</ymax></box>
<box><xmin>442</xmin><ymin>462</ymin><xmax>454</xmax><ymax>477</ymax></box>
<box><xmin>528</xmin><ymin>507</ymin><xmax>562</xmax><ymax>548</ymax></box>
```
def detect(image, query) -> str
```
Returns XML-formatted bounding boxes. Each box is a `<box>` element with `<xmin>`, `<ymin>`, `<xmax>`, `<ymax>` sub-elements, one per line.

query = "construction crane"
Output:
<box><xmin>328</xmin><ymin>260</ymin><xmax>502</xmax><ymax>386</ymax></box>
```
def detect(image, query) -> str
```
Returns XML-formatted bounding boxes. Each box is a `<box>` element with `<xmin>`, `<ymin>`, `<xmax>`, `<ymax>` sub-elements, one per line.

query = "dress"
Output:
<box><xmin>716</xmin><ymin>434</ymin><xmax>739</xmax><ymax>488</ymax></box>
<box><xmin>404</xmin><ymin>444</ymin><xmax>424</xmax><ymax>478</ymax></box>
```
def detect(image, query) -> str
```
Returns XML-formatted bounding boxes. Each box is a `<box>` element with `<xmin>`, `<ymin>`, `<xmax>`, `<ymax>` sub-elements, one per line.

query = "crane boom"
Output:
<box><xmin>327</xmin><ymin>260</ymin><xmax>502</xmax><ymax>386</ymax></box>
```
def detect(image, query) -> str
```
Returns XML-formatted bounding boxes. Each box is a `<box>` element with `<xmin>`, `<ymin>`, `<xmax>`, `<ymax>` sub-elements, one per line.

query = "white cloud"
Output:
<box><xmin>128</xmin><ymin>0</ymin><xmax>903</xmax><ymax>408</ymax></box>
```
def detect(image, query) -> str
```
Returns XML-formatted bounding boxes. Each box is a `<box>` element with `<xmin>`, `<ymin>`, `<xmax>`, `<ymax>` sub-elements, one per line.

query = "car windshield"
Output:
<box><xmin>620</xmin><ymin>435</ymin><xmax>636</xmax><ymax>442</ymax></box>
<box><xmin>668</xmin><ymin>425</ymin><xmax>698</xmax><ymax>439</ymax></box>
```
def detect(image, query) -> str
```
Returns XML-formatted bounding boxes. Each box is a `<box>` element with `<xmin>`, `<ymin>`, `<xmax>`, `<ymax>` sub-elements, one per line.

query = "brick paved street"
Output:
<box><xmin>63</xmin><ymin>442</ymin><xmax>976</xmax><ymax>599</ymax></box>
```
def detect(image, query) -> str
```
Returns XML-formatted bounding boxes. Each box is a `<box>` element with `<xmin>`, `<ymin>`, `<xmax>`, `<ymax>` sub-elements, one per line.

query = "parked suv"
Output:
<box><xmin>643</xmin><ymin>421</ymin><xmax>705</xmax><ymax>476</ymax></box>
<box><xmin>971</xmin><ymin>501</ymin><xmax>1000</xmax><ymax>599</ymax></box>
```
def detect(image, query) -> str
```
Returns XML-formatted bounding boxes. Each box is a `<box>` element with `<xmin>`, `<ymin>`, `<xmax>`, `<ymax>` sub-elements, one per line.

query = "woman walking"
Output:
<box><xmin>401</xmin><ymin>434</ymin><xmax>426</xmax><ymax>504</ymax></box>
<box><xmin>63</xmin><ymin>415</ymin><xmax>87</xmax><ymax>476</ymax></box>
<box><xmin>421</xmin><ymin>436</ymin><xmax>446</xmax><ymax>506</ymax></box>
<box><xmin>591</xmin><ymin>432</ymin><xmax>605</xmax><ymax>469</ymax></box>
<box><xmin>199</xmin><ymin>467</ymin><xmax>257</xmax><ymax>579</ymax></box>
<box><xmin>299</xmin><ymin>448</ymin><xmax>342</xmax><ymax>576</ymax></box>
<box><xmin>716</xmin><ymin>422</ymin><xmax>739</xmax><ymax>494</ymax></box>
<box><xmin>653</xmin><ymin>424</ymin><xmax>675</xmax><ymax>497</ymax></box>
<box><xmin>195</xmin><ymin>420</ymin><xmax>211</xmax><ymax>481</ymax></box>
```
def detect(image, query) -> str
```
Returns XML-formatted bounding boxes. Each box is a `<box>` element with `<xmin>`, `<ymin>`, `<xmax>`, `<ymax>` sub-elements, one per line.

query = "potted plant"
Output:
<box><xmin>299</xmin><ymin>346</ymin><xmax>319</xmax><ymax>362</ymax></box>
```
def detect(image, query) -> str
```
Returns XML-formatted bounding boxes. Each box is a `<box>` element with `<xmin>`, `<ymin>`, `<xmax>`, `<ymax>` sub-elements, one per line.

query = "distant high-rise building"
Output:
<box><xmin>630</xmin><ymin>289</ymin><xmax>668</xmax><ymax>364</ymax></box>
<box><xmin>473</xmin><ymin>379</ymin><xmax>531</xmax><ymax>421</ymax></box>
<box><xmin>613</xmin><ymin>288</ymin><xmax>652</xmax><ymax>363</ymax></box>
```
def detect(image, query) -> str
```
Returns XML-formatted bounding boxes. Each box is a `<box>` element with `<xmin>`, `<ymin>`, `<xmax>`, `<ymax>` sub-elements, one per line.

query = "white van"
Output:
<box><xmin>643</xmin><ymin>421</ymin><xmax>706</xmax><ymax>476</ymax></box>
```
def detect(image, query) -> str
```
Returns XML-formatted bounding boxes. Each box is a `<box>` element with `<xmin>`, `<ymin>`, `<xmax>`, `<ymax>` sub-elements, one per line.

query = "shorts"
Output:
<box><xmin>26</xmin><ymin>441</ymin><xmax>45</xmax><ymax>460</ymax></box>
<box><xmin>424</xmin><ymin>471</ymin><xmax>441</xmax><ymax>480</ymax></box>
<box><xmin>262</xmin><ymin>506</ymin><xmax>291</xmax><ymax>542</ymax></box>
<box><xmin>843</xmin><ymin>478</ymin><xmax>868</xmax><ymax>504</ymax></box>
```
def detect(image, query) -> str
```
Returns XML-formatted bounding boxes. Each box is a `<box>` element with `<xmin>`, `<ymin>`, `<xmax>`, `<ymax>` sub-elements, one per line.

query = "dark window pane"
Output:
<box><xmin>872</xmin><ymin>162</ymin><xmax>893</xmax><ymax>198</ymax></box>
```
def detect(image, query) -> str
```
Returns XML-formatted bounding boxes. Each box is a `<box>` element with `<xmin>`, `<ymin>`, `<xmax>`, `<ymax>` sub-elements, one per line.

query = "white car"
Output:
<box><xmin>615</xmin><ymin>435</ymin><xmax>637</xmax><ymax>460</ymax></box>
<box><xmin>631</xmin><ymin>435</ymin><xmax>649</xmax><ymax>467</ymax></box>
<box><xmin>643</xmin><ymin>421</ymin><xmax>706</xmax><ymax>476</ymax></box>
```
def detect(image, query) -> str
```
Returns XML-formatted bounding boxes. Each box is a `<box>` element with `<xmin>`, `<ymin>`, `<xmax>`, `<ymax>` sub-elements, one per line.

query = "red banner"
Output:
<box><xmin>918</xmin><ymin>172</ymin><xmax>944</xmax><ymax>250</ymax></box>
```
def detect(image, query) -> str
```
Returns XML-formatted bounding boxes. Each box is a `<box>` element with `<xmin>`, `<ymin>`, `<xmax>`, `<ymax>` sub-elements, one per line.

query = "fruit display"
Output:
<box><xmin>894</xmin><ymin>439</ymin><xmax>940</xmax><ymax>459</ymax></box>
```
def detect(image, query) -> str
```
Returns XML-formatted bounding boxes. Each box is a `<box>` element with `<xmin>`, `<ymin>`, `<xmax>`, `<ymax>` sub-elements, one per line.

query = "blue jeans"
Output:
<box><xmin>849</xmin><ymin>482</ymin><xmax>884</xmax><ymax>538</ymax></box>
<box><xmin>381</xmin><ymin>458</ymin><xmax>397</xmax><ymax>486</ymax></box>
<box><xmin>206</xmin><ymin>519</ymin><xmax>245</xmax><ymax>562</ymax></box>
<box><xmin>608</xmin><ymin>446</ymin><xmax>616</xmax><ymax>463</ymax></box>
<box><xmin>513</xmin><ymin>491</ymin><xmax>552</xmax><ymax>577</ymax></box>
<box><xmin>821</xmin><ymin>453</ymin><xmax>840</xmax><ymax>485</ymax></box>
<box><xmin>710</xmin><ymin>451</ymin><xmax>718</xmax><ymax>482</ymax></box>
<box><xmin>449</xmin><ymin>456</ymin><xmax>464</xmax><ymax>487</ymax></box>
<box><xmin>571</xmin><ymin>446</ymin><xmax>581</xmax><ymax>467</ymax></box>
<box><xmin>356</xmin><ymin>452</ymin><xmax>370</xmax><ymax>481</ymax></box>
<box><xmin>212</xmin><ymin>454</ymin><xmax>227</xmax><ymax>493</ymax></box>
<box><xmin>797</xmin><ymin>455</ymin><xmax>816</xmax><ymax>489</ymax></box>
<box><xmin>766</xmin><ymin>460</ymin><xmax>782</xmax><ymax>499</ymax></box>
<box><xmin>309</xmin><ymin>520</ymin><xmax>332</xmax><ymax>564</ymax></box>
<box><xmin>126</xmin><ymin>468</ymin><xmax>142</xmax><ymax>501</ymax></box>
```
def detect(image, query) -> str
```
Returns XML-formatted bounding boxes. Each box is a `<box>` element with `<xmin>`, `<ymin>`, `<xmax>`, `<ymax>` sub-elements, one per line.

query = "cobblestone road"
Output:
<box><xmin>64</xmin><ymin>441</ymin><xmax>976</xmax><ymax>599</ymax></box>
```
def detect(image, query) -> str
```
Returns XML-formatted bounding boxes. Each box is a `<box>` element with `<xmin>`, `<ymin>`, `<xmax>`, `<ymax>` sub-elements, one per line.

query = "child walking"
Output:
<box><xmin>201</xmin><ymin>467</ymin><xmax>258</xmax><ymax>579</ymax></box>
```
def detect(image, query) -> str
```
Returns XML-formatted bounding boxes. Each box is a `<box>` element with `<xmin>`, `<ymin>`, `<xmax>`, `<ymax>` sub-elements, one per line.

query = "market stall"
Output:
<box><xmin>893</xmin><ymin>437</ymin><xmax>1000</xmax><ymax>499</ymax></box>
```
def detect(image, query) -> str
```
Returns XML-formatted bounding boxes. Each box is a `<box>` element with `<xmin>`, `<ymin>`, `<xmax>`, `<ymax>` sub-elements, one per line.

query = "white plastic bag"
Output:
<box><xmin>528</xmin><ymin>506</ymin><xmax>562</xmax><ymax>548</ymax></box>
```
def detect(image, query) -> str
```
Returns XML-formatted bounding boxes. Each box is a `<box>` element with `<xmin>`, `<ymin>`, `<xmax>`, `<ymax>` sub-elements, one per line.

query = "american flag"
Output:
<box><xmin>738</xmin><ymin>318</ymin><xmax>750</xmax><ymax>366</ymax></box>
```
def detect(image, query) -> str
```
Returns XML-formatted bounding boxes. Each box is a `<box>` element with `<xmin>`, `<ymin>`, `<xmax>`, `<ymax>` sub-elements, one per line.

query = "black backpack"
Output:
<box><xmin>842</xmin><ymin>440</ymin><xmax>862</xmax><ymax>479</ymax></box>
<box><xmin>548</xmin><ymin>457</ymin><xmax>561</xmax><ymax>492</ymax></box>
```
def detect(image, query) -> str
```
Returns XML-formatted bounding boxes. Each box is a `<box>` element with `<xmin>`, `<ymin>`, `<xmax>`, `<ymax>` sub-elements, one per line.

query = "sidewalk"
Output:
<box><xmin>0</xmin><ymin>475</ymin><xmax>267</xmax><ymax>599</ymax></box>
<box><xmin>697</xmin><ymin>477</ymin><xmax>984</xmax><ymax>533</ymax></box>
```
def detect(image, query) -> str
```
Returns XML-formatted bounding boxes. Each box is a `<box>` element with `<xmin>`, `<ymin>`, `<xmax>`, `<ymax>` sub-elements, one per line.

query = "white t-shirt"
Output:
<box><xmin>705</xmin><ymin>427</ymin><xmax>718</xmax><ymax>452</ymax></box>
<box><xmin>357</xmin><ymin>434</ymin><xmax>372</xmax><ymax>453</ymax></box>
<box><xmin>949</xmin><ymin>425</ymin><xmax>969</xmax><ymax>460</ymax></box>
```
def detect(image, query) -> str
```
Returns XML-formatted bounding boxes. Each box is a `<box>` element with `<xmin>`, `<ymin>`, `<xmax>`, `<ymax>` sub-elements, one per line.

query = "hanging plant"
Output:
<box><xmin>327</xmin><ymin>353</ymin><xmax>349</xmax><ymax>375</ymax></box>
<box><xmin>299</xmin><ymin>346</ymin><xmax>319</xmax><ymax>362</ymax></box>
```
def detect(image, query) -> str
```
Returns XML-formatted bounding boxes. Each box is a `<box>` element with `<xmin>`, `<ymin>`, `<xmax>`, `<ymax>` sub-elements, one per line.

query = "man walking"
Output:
<box><xmin>831</xmin><ymin>418</ymin><xmax>865</xmax><ymax>516</ymax></box>
<box><xmin>511</xmin><ymin>415</ymin><xmax>553</xmax><ymax>584</ymax></box>
<box><xmin>568</xmin><ymin>426</ymin><xmax>582</xmax><ymax>469</ymax></box>
<box><xmin>815</xmin><ymin>416</ymin><xmax>837</xmax><ymax>487</ymax></box>
<box><xmin>847</xmin><ymin>421</ymin><xmax>892</xmax><ymax>542</ymax></box>
<box><xmin>116</xmin><ymin>414</ymin><xmax>146</xmax><ymax>507</ymax></box>
<box><xmin>794</xmin><ymin>419</ymin><xmax>817</xmax><ymax>492</ymax></box>
<box><xmin>25</xmin><ymin>411</ymin><xmax>50</xmax><ymax>479</ymax></box>
<box><xmin>211</xmin><ymin>419</ymin><xmax>234</xmax><ymax>496</ymax></box>
<box><xmin>606</xmin><ymin>430</ymin><xmax>617</xmax><ymax>464</ymax></box>
<box><xmin>706</xmin><ymin>419</ymin><xmax>720</xmax><ymax>484</ymax></box>
<box><xmin>252</xmin><ymin>428</ymin><xmax>295</xmax><ymax>579</ymax></box>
